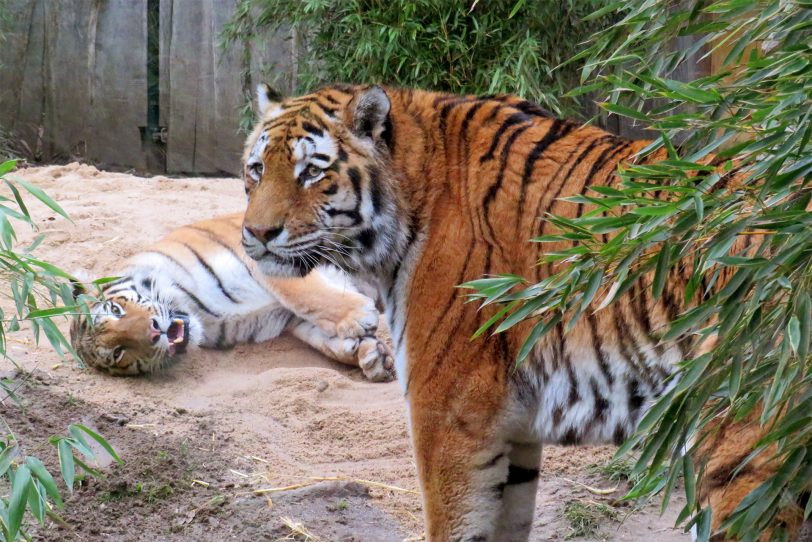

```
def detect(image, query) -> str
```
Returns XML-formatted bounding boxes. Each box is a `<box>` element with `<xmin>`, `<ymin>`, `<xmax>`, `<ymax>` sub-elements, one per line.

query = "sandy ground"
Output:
<box><xmin>0</xmin><ymin>163</ymin><xmax>690</xmax><ymax>541</ymax></box>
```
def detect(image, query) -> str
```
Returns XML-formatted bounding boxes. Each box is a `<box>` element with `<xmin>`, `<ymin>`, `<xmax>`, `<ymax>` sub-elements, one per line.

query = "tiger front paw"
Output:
<box><xmin>315</xmin><ymin>299</ymin><xmax>379</xmax><ymax>340</ymax></box>
<box><xmin>356</xmin><ymin>336</ymin><xmax>396</xmax><ymax>383</ymax></box>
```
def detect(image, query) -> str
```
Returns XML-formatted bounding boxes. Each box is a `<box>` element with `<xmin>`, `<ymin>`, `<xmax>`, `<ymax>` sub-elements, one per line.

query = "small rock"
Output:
<box><xmin>100</xmin><ymin>412</ymin><xmax>130</xmax><ymax>426</ymax></box>
<box><xmin>33</xmin><ymin>373</ymin><xmax>52</xmax><ymax>385</ymax></box>
<box><xmin>316</xmin><ymin>380</ymin><xmax>329</xmax><ymax>392</ymax></box>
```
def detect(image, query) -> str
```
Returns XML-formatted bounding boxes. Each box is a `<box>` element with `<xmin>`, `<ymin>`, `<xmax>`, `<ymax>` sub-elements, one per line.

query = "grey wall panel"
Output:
<box><xmin>0</xmin><ymin>0</ymin><xmax>46</xmax><ymax>155</ymax></box>
<box><xmin>86</xmin><ymin>0</ymin><xmax>148</xmax><ymax>170</ymax></box>
<box><xmin>164</xmin><ymin>0</ymin><xmax>294</xmax><ymax>175</ymax></box>
<box><xmin>0</xmin><ymin>0</ymin><xmax>295</xmax><ymax>175</ymax></box>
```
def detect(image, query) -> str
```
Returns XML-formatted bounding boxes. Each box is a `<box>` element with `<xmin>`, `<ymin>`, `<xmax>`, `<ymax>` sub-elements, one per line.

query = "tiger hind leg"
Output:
<box><xmin>494</xmin><ymin>442</ymin><xmax>541</xmax><ymax>542</ymax></box>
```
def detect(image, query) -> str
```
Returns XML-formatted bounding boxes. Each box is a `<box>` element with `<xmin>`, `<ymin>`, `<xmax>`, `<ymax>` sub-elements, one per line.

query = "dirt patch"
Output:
<box><xmin>0</xmin><ymin>163</ymin><xmax>689</xmax><ymax>541</ymax></box>
<box><xmin>3</xmin><ymin>374</ymin><xmax>407</xmax><ymax>541</ymax></box>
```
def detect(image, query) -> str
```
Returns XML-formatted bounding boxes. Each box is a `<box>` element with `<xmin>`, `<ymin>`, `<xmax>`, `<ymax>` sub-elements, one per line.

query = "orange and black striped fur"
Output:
<box><xmin>695</xmin><ymin>404</ymin><xmax>811</xmax><ymax>541</ymax></box>
<box><xmin>239</xmin><ymin>84</ymin><xmax>805</xmax><ymax>540</ymax></box>
<box><xmin>70</xmin><ymin>213</ymin><xmax>394</xmax><ymax>382</ymax></box>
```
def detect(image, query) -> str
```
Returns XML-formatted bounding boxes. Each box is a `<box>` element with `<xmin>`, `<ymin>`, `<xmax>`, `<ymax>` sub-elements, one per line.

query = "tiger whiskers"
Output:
<box><xmin>319</xmin><ymin>247</ymin><xmax>359</xmax><ymax>274</ymax></box>
<box><xmin>320</xmin><ymin>238</ymin><xmax>353</xmax><ymax>258</ymax></box>
<box><xmin>312</xmin><ymin>246</ymin><xmax>346</xmax><ymax>270</ymax></box>
<box><xmin>320</xmin><ymin>226</ymin><xmax>358</xmax><ymax>247</ymax></box>
<box><xmin>292</xmin><ymin>247</ymin><xmax>323</xmax><ymax>272</ymax></box>
<box><xmin>313</xmin><ymin>248</ymin><xmax>342</xmax><ymax>270</ymax></box>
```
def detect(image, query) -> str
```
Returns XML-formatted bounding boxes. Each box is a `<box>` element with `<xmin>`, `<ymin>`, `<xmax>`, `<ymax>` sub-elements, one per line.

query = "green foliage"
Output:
<box><xmin>464</xmin><ymin>1</ymin><xmax>812</xmax><ymax>540</ymax></box>
<box><xmin>0</xmin><ymin>159</ymin><xmax>120</xmax><ymax>540</ymax></box>
<box><xmin>0</xmin><ymin>425</ymin><xmax>121</xmax><ymax>541</ymax></box>
<box><xmin>588</xmin><ymin>457</ymin><xmax>642</xmax><ymax>485</ymax></box>
<box><xmin>221</xmin><ymin>0</ymin><xmax>614</xmax><ymax>118</ymax></box>
<box><xmin>0</xmin><ymin>160</ymin><xmax>78</xmax><ymax>360</ymax></box>
<box><xmin>562</xmin><ymin>500</ymin><xmax>619</xmax><ymax>539</ymax></box>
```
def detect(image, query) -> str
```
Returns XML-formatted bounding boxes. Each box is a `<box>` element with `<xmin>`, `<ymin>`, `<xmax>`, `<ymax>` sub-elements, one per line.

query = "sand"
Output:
<box><xmin>0</xmin><ymin>163</ymin><xmax>689</xmax><ymax>541</ymax></box>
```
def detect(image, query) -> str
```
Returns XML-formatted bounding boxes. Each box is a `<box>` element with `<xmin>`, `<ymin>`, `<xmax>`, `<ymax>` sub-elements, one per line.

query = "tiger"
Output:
<box><xmin>237</xmin><ymin>83</ymin><xmax>808</xmax><ymax>540</ymax></box>
<box><xmin>69</xmin><ymin>212</ymin><xmax>395</xmax><ymax>382</ymax></box>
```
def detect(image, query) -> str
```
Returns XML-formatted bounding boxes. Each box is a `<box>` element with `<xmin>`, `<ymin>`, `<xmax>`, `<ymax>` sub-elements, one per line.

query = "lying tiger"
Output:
<box><xmin>69</xmin><ymin>213</ymin><xmax>394</xmax><ymax>382</ymax></box>
<box><xmin>237</xmin><ymin>83</ymin><xmax>808</xmax><ymax>540</ymax></box>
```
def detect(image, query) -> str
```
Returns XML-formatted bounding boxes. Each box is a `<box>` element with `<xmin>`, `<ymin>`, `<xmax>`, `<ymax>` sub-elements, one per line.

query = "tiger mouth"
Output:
<box><xmin>166</xmin><ymin>316</ymin><xmax>190</xmax><ymax>356</ymax></box>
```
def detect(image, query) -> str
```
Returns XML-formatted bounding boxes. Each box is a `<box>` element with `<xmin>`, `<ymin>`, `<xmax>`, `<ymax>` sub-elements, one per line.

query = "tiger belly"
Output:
<box><xmin>196</xmin><ymin>307</ymin><xmax>292</xmax><ymax>350</ymax></box>
<box><xmin>514</xmin><ymin>337</ymin><xmax>680</xmax><ymax>446</ymax></box>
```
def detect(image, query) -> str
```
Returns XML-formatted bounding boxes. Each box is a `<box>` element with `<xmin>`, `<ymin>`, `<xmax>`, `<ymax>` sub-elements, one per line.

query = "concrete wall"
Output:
<box><xmin>0</xmin><ymin>0</ymin><xmax>294</xmax><ymax>175</ymax></box>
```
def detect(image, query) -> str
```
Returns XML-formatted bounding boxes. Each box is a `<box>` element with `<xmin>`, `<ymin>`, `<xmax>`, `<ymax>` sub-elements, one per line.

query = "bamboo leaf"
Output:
<box><xmin>0</xmin><ymin>445</ymin><xmax>16</xmax><ymax>477</ymax></box>
<box><xmin>495</xmin><ymin>296</ymin><xmax>548</xmax><ymax>334</ymax></box>
<box><xmin>25</xmin><ymin>456</ymin><xmax>64</xmax><ymax>510</ymax></box>
<box><xmin>70</xmin><ymin>424</ymin><xmax>122</xmax><ymax>464</ymax></box>
<box><xmin>653</xmin><ymin>242</ymin><xmax>670</xmax><ymax>300</ymax></box>
<box><xmin>662</xmin><ymin>79</ymin><xmax>721</xmax><ymax>104</ymax></box>
<box><xmin>582</xmin><ymin>1</ymin><xmax>624</xmax><ymax>20</ymax></box>
<box><xmin>471</xmin><ymin>302</ymin><xmax>516</xmax><ymax>339</ymax></box>
<box><xmin>787</xmin><ymin>316</ymin><xmax>801</xmax><ymax>355</ymax></box>
<box><xmin>12</xmin><ymin>177</ymin><xmax>71</xmax><ymax>221</ymax></box>
<box><xmin>27</xmin><ymin>478</ymin><xmax>45</xmax><ymax>524</ymax></box>
<box><xmin>694</xmin><ymin>507</ymin><xmax>711</xmax><ymax>542</ymax></box>
<box><xmin>26</xmin><ymin>305</ymin><xmax>79</xmax><ymax>319</ymax></box>
<box><xmin>0</xmin><ymin>159</ymin><xmax>18</xmax><ymax>176</ymax></box>
<box><xmin>515</xmin><ymin>313</ymin><xmax>561</xmax><ymax>365</ymax></box>
<box><xmin>796</xmin><ymin>294</ymin><xmax>810</xmax><ymax>363</ymax></box>
<box><xmin>507</xmin><ymin>0</ymin><xmax>525</xmax><ymax>19</ymax></box>
<box><xmin>600</xmin><ymin>102</ymin><xmax>650</xmax><ymax>122</ymax></box>
<box><xmin>57</xmin><ymin>439</ymin><xmax>75</xmax><ymax>493</ymax></box>
<box><xmin>683</xmin><ymin>453</ymin><xmax>696</xmax><ymax>511</ymax></box>
<box><xmin>8</xmin><ymin>464</ymin><xmax>31</xmax><ymax>540</ymax></box>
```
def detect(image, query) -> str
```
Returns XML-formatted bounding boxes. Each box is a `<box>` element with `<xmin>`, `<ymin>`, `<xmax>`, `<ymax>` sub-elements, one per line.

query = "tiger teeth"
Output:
<box><xmin>172</xmin><ymin>318</ymin><xmax>185</xmax><ymax>343</ymax></box>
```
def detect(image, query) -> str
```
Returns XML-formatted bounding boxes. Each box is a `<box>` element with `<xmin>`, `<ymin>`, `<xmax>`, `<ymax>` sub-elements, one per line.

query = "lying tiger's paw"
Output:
<box><xmin>320</xmin><ymin>336</ymin><xmax>362</xmax><ymax>363</ymax></box>
<box><xmin>315</xmin><ymin>299</ymin><xmax>379</xmax><ymax>340</ymax></box>
<box><xmin>356</xmin><ymin>336</ymin><xmax>395</xmax><ymax>383</ymax></box>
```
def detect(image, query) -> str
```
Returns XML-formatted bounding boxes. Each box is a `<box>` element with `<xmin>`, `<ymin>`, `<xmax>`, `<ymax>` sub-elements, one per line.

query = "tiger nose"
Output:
<box><xmin>150</xmin><ymin>318</ymin><xmax>161</xmax><ymax>344</ymax></box>
<box><xmin>244</xmin><ymin>225</ymin><xmax>283</xmax><ymax>244</ymax></box>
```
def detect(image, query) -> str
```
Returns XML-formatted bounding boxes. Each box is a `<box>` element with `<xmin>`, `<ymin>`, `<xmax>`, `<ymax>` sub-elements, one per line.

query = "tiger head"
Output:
<box><xmin>241</xmin><ymin>84</ymin><xmax>407</xmax><ymax>278</ymax></box>
<box><xmin>69</xmin><ymin>279</ymin><xmax>197</xmax><ymax>376</ymax></box>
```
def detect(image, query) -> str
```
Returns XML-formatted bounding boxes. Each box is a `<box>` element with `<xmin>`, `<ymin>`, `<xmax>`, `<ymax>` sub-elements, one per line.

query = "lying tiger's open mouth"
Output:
<box><xmin>166</xmin><ymin>315</ymin><xmax>190</xmax><ymax>356</ymax></box>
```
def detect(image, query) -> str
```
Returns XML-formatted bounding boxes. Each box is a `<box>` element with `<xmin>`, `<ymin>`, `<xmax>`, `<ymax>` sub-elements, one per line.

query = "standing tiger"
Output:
<box><xmin>238</xmin><ymin>83</ymin><xmax>806</xmax><ymax>540</ymax></box>
<box><xmin>70</xmin><ymin>213</ymin><xmax>394</xmax><ymax>382</ymax></box>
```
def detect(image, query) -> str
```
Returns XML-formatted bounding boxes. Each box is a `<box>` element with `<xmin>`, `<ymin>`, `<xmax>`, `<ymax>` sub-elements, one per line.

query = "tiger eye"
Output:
<box><xmin>112</xmin><ymin>345</ymin><xmax>125</xmax><ymax>362</ymax></box>
<box><xmin>248</xmin><ymin>162</ymin><xmax>263</xmax><ymax>179</ymax></box>
<box><xmin>305</xmin><ymin>164</ymin><xmax>322</xmax><ymax>178</ymax></box>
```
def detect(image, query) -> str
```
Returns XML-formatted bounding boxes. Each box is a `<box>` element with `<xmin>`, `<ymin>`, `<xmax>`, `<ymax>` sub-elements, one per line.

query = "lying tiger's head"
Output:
<box><xmin>241</xmin><ymin>84</ymin><xmax>406</xmax><ymax>278</ymax></box>
<box><xmin>69</xmin><ymin>279</ymin><xmax>198</xmax><ymax>376</ymax></box>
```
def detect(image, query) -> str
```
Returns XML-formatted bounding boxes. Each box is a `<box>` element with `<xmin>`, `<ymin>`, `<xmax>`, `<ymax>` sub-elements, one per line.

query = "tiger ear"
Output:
<box><xmin>71</xmin><ymin>280</ymin><xmax>87</xmax><ymax>299</ymax></box>
<box><xmin>69</xmin><ymin>269</ymin><xmax>93</xmax><ymax>299</ymax></box>
<box><xmin>351</xmin><ymin>86</ymin><xmax>391</xmax><ymax>141</ymax></box>
<box><xmin>257</xmin><ymin>83</ymin><xmax>284</xmax><ymax>115</ymax></box>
